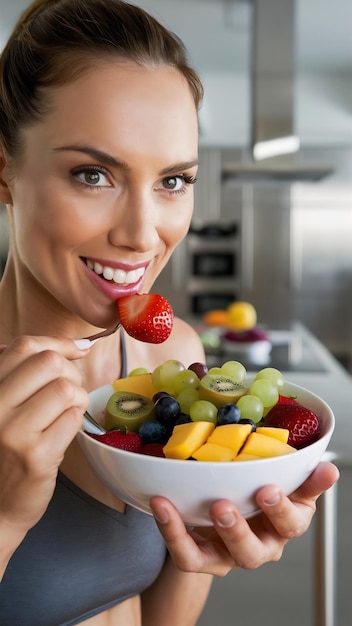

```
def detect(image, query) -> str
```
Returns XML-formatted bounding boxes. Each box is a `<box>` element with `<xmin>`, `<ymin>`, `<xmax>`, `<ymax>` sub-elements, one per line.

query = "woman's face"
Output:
<box><xmin>5</xmin><ymin>61</ymin><xmax>199</xmax><ymax>330</ymax></box>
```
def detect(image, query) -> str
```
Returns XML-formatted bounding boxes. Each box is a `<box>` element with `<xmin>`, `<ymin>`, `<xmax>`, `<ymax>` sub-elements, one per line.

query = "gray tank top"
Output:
<box><xmin>0</xmin><ymin>332</ymin><xmax>167</xmax><ymax>625</ymax></box>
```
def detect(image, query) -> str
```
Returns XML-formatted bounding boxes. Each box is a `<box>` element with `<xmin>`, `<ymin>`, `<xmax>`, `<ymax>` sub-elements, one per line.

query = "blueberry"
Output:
<box><xmin>175</xmin><ymin>412</ymin><xmax>192</xmax><ymax>425</ymax></box>
<box><xmin>154</xmin><ymin>396</ymin><xmax>181</xmax><ymax>428</ymax></box>
<box><xmin>217</xmin><ymin>403</ymin><xmax>241</xmax><ymax>425</ymax></box>
<box><xmin>152</xmin><ymin>391</ymin><xmax>171</xmax><ymax>403</ymax></box>
<box><xmin>239</xmin><ymin>418</ymin><xmax>256</xmax><ymax>432</ymax></box>
<box><xmin>139</xmin><ymin>420</ymin><xmax>168</xmax><ymax>444</ymax></box>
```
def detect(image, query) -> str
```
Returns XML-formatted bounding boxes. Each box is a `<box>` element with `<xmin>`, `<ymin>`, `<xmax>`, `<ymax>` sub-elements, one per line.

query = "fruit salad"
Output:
<box><xmin>87</xmin><ymin>359</ymin><xmax>322</xmax><ymax>462</ymax></box>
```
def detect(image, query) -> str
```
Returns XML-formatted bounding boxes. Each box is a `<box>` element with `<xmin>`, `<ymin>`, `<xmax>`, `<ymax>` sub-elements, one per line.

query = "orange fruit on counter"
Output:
<box><xmin>226</xmin><ymin>301</ymin><xmax>257</xmax><ymax>331</ymax></box>
<box><xmin>203</xmin><ymin>309</ymin><xmax>229</xmax><ymax>327</ymax></box>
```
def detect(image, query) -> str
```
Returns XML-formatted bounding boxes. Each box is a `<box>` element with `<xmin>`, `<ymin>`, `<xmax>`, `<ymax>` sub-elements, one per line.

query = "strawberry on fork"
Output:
<box><xmin>117</xmin><ymin>293</ymin><xmax>174</xmax><ymax>344</ymax></box>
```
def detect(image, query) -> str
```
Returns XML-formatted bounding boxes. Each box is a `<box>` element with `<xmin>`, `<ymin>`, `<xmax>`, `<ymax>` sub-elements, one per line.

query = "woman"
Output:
<box><xmin>0</xmin><ymin>1</ymin><xmax>338</xmax><ymax>624</ymax></box>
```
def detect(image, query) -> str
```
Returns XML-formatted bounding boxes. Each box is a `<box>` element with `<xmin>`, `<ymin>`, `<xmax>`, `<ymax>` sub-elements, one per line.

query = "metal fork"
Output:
<box><xmin>83</xmin><ymin>410</ymin><xmax>106</xmax><ymax>435</ymax></box>
<box><xmin>84</xmin><ymin>322</ymin><xmax>121</xmax><ymax>346</ymax></box>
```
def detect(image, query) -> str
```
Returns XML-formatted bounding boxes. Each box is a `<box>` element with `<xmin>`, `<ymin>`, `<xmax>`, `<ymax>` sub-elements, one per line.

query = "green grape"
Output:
<box><xmin>189</xmin><ymin>400</ymin><xmax>218</xmax><ymax>424</ymax></box>
<box><xmin>128</xmin><ymin>367</ymin><xmax>149</xmax><ymax>376</ymax></box>
<box><xmin>237</xmin><ymin>394</ymin><xmax>264</xmax><ymax>423</ymax></box>
<box><xmin>208</xmin><ymin>367</ymin><xmax>222</xmax><ymax>375</ymax></box>
<box><xmin>173</xmin><ymin>369</ymin><xmax>200</xmax><ymax>395</ymax></box>
<box><xmin>151</xmin><ymin>364</ymin><xmax>163</xmax><ymax>390</ymax></box>
<box><xmin>249</xmin><ymin>378</ymin><xmax>279</xmax><ymax>408</ymax></box>
<box><xmin>151</xmin><ymin>359</ymin><xmax>185</xmax><ymax>392</ymax></box>
<box><xmin>254</xmin><ymin>367</ymin><xmax>284</xmax><ymax>389</ymax></box>
<box><xmin>176</xmin><ymin>388</ymin><xmax>199</xmax><ymax>414</ymax></box>
<box><xmin>220</xmin><ymin>360</ymin><xmax>247</xmax><ymax>382</ymax></box>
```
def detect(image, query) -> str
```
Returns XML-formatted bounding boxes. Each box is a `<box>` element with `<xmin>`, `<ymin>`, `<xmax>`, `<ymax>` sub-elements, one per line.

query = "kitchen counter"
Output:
<box><xmin>193</xmin><ymin>320</ymin><xmax>352</xmax><ymax>465</ymax></box>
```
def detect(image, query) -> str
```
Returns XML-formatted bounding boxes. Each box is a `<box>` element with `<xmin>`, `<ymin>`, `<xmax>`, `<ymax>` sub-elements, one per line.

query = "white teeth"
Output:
<box><xmin>87</xmin><ymin>260</ymin><xmax>145</xmax><ymax>285</ymax></box>
<box><xmin>113</xmin><ymin>268</ymin><xmax>128</xmax><ymax>284</ymax></box>
<box><xmin>94</xmin><ymin>262</ymin><xmax>103</xmax><ymax>275</ymax></box>
<box><xmin>103</xmin><ymin>266</ymin><xmax>114</xmax><ymax>281</ymax></box>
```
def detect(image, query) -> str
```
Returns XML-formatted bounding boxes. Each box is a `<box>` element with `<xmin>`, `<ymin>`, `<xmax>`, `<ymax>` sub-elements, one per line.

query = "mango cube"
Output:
<box><xmin>256</xmin><ymin>426</ymin><xmax>289</xmax><ymax>443</ymax></box>
<box><xmin>233</xmin><ymin>453</ymin><xmax>262</xmax><ymax>462</ymax></box>
<box><xmin>163</xmin><ymin>421</ymin><xmax>215</xmax><ymax>460</ymax></box>
<box><xmin>208</xmin><ymin>423</ymin><xmax>252</xmax><ymax>455</ymax></box>
<box><xmin>241</xmin><ymin>432</ymin><xmax>296</xmax><ymax>458</ymax></box>
<box><xmin>192</xmin><ymin>442</ymin><xmax>235</xmax><ymax>462</ymax></box>
<box><xmin>112</xmin><ymin>374</ymin><xmax>156</xmax><ymax>399</ymax></box>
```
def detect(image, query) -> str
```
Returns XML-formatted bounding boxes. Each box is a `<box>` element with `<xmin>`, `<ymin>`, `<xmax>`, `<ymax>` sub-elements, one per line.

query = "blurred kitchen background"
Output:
<box><xmin>1</xmin><ymin>1</ymin><xmax>352</xmax><ymax>625</ymax></box>
<box><xmin>1</xmin><ymin>0</ymin><xmax>352</xmax><ymax>366</ymax></box>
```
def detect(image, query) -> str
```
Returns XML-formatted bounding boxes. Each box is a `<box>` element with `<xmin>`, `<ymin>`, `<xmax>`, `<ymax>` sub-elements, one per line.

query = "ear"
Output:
<box><xmin>0</xmin><ymin>148</ymin><xmax>13</xmax><ymax>204</ymax></box>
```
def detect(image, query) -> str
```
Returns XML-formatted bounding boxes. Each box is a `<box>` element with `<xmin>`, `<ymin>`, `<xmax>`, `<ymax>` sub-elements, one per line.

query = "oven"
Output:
<box><xmin>186</xmin><ymin>222</ymin><xmax>240</xmax><ymax>316</ymax></box>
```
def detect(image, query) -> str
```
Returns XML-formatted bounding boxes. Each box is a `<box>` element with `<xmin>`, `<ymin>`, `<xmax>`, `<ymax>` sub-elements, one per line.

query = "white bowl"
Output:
<box><xmin>77</xmin><ymin>381</ymin><xmax>335</xmax><ymax>526</ymax></box>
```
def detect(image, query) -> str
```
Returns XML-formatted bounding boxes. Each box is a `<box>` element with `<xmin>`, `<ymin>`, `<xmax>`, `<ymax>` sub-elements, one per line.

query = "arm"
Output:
<box><xmin>141</xmin><ymin>554</ymin><xmax>213</xmax><ymax>626</ymax></box>
<box><xmin>0</xmin><ymin>337</ymin><xmax>89</xmax><ymax>580</ymax></box>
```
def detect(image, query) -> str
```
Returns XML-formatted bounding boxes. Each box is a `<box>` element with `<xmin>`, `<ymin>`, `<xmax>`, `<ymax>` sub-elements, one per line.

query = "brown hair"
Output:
<box><xmin>0</xmin><ymin>0</ymin><xmax>203</xmax><ymax>158</ymax></box>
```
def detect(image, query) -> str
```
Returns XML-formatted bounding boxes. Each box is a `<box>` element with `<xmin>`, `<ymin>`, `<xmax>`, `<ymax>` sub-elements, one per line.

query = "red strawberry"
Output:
<box><xmin>117</xmin><ymin>293</ymin><xmax>174</xmax><ymax>344</ymax></box>
<box><xmin>264</xmin><ymin>402</ymin><xmax>321</xmax><ymax>448</ymax></box>
<box><xmin>89</xmin><ymin>430</ymin><xmax>143</xmax><ymax>453</ymax></box>
<box><xmin>277</xmin><ymin>394</ymin><xmax>299</xmax><ymax>405</ymax></box>
<box><xmin>140</xmin><ymin>443</ymin><xmax>165</xmax><ymax>457</ymax></box>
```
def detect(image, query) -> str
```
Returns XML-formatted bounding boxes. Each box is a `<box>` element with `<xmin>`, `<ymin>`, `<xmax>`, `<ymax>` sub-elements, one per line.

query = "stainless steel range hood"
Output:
<box><xmin>224</xmin><ymin>0</ymin><xmax>333</xmax><ymax>183</ymax></box>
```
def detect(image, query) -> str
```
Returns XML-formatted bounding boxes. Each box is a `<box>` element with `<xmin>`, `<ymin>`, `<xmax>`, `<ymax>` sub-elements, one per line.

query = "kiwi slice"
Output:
<box><xmin>104</xmin><ymin>391</ymin><xmax>154</xmax><ymax>432</ymax></box>
<box><xmin>199</xmin><ymin>374</ymin><xmax>248</xmax><ymax>408</ymax></box>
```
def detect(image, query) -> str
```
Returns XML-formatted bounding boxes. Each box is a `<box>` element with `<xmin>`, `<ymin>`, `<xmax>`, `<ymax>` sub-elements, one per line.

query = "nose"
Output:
<box><xmin>108</xmin><ymin>190</ymin><xmax>160</xmax><ymax>252</ymax></box>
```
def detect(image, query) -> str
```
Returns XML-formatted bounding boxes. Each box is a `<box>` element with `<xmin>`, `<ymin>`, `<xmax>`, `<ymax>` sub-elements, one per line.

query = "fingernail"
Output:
<box><xmin>263</xmin><ymin>489</ymin><xmax>280</xmax><ymax>506</ymax></box>
<box><xmin>73</xmin><ymin>339</ymin><xmax>92</xmax><ymax>350</ymax></box>
<box><xmin>153</xmin><ymin>506</ymin><xmax>169</xmax><ymax>525</ymax></box>
<box><xmin>216</xmin><ymin>511</ymin><xmax>236</xmax><ymax>528</ymax></box>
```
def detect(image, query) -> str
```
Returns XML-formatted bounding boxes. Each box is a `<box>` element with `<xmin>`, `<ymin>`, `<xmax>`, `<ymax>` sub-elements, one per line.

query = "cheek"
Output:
<box><xmin>12</xmin><ymin>183</ymin><xmax>89</xmax><ymax>250</ymax></box>
<box><xmin>162</xmin><ymin>201</ymin><xmax>193</xmax><ymax>249</ymax></box>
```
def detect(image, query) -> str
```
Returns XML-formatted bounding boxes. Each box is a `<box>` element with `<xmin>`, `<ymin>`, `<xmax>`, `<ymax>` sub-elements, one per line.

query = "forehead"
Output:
<box><xmin>26</xmin><ymin>61</ymin><xmax>199</xmax><ymax>163</ymax></box>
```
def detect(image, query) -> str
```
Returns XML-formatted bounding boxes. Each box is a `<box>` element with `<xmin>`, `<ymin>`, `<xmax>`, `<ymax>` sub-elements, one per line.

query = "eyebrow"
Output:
<box><xmin>53</xmin><ymin>145</ymin><xmax>128</xmax><ymax>169</ymax></box>
<box><xmin>53</xmin><ymin>145</ymin><xmax>199</xmax><ymax>175</ymax></box>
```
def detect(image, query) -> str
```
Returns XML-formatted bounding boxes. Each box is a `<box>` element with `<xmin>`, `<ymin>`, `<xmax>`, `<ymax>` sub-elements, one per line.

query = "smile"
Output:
<box><xmin>86</xmin><ymin>259</ymin><xmax>146</xmax><ymax>285</ymax></box>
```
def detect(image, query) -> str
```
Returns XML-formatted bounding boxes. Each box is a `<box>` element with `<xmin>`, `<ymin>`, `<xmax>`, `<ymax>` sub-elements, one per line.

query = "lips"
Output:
<box><xmin>86</xmin><ymin>259</ymin><xmax>146</xmax><ymax>285</ymax></box>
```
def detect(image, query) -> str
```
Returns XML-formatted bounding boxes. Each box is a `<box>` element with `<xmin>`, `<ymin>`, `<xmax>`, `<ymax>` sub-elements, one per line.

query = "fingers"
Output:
<box><xmin>290</xmin><ymin>462</ymin><xmax>340</xmax><ymax>502</ymax></box>
<box><xmin>1</xmin><ymin>349</ymin><xmax>84</xmax><ymax>415</ymax></box>
<box><xmin>150</xmin><ymin>463</ymin><xmax>340</xmax><ymax>576</ymax></box>
<box><xmin>0</xmin><ymin>335</ymin><xmax>90</xmax><ymax>425</ymax></box>
<box><xmin>254</xmin><ymin>462</ymin><xmax>340</xmax><ymax>539</ymax></box>
<box><xmin>150</xmin><ymin>497</ymin><xmax>272</xmax><ymax>576</ymax></box>
<box><xmin>0</xmin><ymin>335</ymin><xmax>89</xmax><ymax>380</ymax></box>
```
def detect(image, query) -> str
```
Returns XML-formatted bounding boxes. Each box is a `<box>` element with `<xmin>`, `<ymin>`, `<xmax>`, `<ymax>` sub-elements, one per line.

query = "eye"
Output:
<box><xmin>71</xmin><ymin>166</ymin><xmax>111</xmax><ymax>188</ymax></box>
<box><xmin>160</xmin><ymin>174</ymin><xmax>197</xmax><ymax>195</ymax></box>
<box><xmin>162</xmin><ymin>176</ymin><xmax>184</xmax><ymax>192</ymax></box>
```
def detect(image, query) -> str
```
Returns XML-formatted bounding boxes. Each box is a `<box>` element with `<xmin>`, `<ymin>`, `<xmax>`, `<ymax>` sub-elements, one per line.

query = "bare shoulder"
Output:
<box><xmin>126</xmin><ymin>317</ymin><xmax>205</xmax><ymax>373</ymax></box>
<box><xmin>146</xmin><ymin>317</ymin><xmax>205</xmax><ymax>369</ymax></box>
<box><xmin>168</xmin><ymin>317</ymin><xmax>204</xmax><ymax>359</ymax></box>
